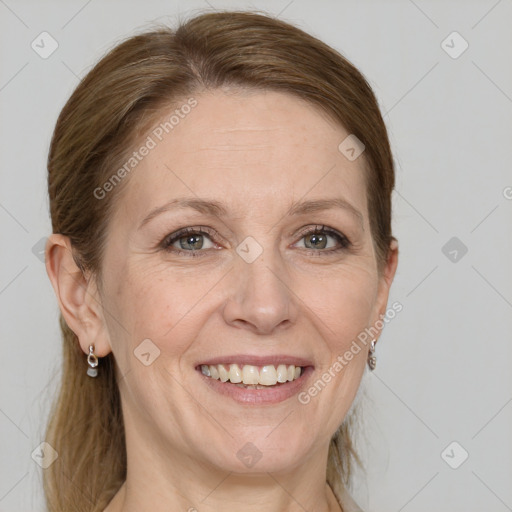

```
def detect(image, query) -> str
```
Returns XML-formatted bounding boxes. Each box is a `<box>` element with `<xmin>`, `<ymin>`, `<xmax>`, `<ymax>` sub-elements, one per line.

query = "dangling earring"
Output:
<box><xmin>367</xmin><ymin>339</ymin><xmax>377</xmax><ymax>370</ymax></box>
<box><xmin>87</xmin><ymin>344</ymin><xmax>99</xmax><ymax>377</ymax></box>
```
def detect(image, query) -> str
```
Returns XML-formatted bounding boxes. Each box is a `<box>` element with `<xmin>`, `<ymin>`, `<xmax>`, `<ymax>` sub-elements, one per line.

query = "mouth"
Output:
<box><xmin>199</xmin><ymin>363</ymin><xmax>304</xmax><ymax>388</ymax></box>
<box><xmin>195</xmin><ymin>357</ymin><xmax>314</xmax><ymax>405</ymax></box>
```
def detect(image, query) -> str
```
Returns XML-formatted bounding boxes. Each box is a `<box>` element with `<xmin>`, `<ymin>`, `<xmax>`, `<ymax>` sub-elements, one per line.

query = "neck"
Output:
<box><xmin>106</xmin><ymin>474</ymin><xmax>342</xmax><ymax>512</ymax></box>
<box><xmin>103</xmin><ymin>392</ymin><xmax>343</xmax><ymax>512</ymax></box>
<box><xmin>104</xmin><ymin>422</ymin><xmax>342</xmax><ymax>512</ymax></box>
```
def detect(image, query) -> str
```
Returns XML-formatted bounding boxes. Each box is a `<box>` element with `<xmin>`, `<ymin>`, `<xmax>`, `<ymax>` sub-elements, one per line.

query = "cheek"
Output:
<box><xmin>107</xmin><ymin>261</ymin><xmax>220</xmax><ymax>358</ymax></box>
<box><xmin>294</xmin><ymin>269</ymin><xmax>375</xmax><ymax>438</ymax></box>
<box><xmin>298</xmin><ymin>264</ymin><xmax>378</xmax><ymax>352</ymax></box>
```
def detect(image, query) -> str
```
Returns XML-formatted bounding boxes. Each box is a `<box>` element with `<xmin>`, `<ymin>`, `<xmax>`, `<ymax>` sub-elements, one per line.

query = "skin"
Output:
<box><xmin>46</xmin><ymin>88</ymin><xmax>398</xmax><ymax>512</ymax></box>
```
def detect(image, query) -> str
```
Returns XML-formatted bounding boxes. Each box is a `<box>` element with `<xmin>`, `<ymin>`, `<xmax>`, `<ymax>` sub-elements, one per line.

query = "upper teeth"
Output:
<box><xmin>200</xmin><ymin>363</ymin><xmax>302</xmax><ymax>386</ymax></box>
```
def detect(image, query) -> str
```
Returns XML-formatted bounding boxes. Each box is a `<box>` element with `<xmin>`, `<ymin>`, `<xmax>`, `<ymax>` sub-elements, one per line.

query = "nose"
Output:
<box><xmin>222</xmin><ymin>249</ymin><xmax>298</xmax><ymax>335</ymax></box>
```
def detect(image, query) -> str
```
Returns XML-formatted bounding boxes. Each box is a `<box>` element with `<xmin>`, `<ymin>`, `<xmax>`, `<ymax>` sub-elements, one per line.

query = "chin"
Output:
<box><xmin>202</xmin><ymin>429</ymin><xmax>316</xmax><ymax>475</ymax></box>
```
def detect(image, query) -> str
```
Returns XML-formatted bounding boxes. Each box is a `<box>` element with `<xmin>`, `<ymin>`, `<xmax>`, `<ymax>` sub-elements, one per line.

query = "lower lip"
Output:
<box><xmin>198</xmin><ymin>366</ymin><xmax>314</xmax><ymax>405</ymax></box>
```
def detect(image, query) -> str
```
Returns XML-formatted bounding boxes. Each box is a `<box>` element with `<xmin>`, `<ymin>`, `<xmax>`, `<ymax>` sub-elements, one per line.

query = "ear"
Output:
<box><xmin>372</xmin><ymin>237</ymin><xmax>399</xmax><ymax>334</ymax></box>
<box><xmin>45</xmin><ymin>234</ymin><xmax>112</xmax><ymax>357</ymax></box>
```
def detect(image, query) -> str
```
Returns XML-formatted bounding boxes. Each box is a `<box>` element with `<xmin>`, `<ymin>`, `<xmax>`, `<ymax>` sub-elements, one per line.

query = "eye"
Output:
<box><xmin>294</xmin><ymin>225</ymin><xmax>351</xmax><ymax>254</ymax></box>
<box><xmin>161</xmin><ymin>226</ymin><xmax>218</xmax><ymax>256</ymax></box>
<box><xmin>160</xmin><ymin>224</ymin><xmax>351</xmax><ymax>258</ymax></box>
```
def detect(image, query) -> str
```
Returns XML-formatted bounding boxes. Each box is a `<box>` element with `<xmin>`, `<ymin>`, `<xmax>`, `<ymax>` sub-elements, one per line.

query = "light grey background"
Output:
<box><xmin>1</xmin><ymin>0</ymin><xmax>511</xmax><ymax>510</ymax></box>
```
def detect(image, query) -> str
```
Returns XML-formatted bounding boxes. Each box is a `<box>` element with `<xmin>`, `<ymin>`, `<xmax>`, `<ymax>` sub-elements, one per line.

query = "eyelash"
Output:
<box><xmin>160</xmin><ymin>225</ymin><xmax>352</xmax><ymax>258</ymax></box>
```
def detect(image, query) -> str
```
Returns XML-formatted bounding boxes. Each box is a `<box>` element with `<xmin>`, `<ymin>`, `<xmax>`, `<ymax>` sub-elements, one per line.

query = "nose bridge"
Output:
<box><xmin>223</xmin><ymin>241</ymin><xmax>296</xmax><ymax>334</ymax></box>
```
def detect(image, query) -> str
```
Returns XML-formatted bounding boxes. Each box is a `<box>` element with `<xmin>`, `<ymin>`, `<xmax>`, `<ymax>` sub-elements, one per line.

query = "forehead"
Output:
<box><xmin>113</xmin><ymin>89</ymin><xmax>368</xmax><ymax>225</ymax></box>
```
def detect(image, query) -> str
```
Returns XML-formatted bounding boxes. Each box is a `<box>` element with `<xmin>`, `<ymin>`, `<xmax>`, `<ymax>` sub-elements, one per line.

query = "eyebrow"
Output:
<box><xmin>138</xmin><ymin>196</ymin><xmax>364</xmax><ymax>230</ymax></box>
<box><xmin>287</xmin><ymin>198</ymin><xmax>364</xmax><ymax>227</ymax></box>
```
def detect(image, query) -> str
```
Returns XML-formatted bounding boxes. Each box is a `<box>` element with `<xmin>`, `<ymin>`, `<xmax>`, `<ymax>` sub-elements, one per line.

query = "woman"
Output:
<box><xmin>44</xmin><ymin>10</ymin><xmax>398</xmax><ymax>512</ymax></box>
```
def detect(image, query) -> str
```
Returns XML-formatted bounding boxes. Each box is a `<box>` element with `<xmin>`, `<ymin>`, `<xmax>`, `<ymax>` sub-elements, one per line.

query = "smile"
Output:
<box><xmin>200</xmin><ymin>363</ymin><xmax>303</xmax><ymax>388</ymax></box>
<box><xmin>196</xmin><ymin>356</ymin><xmax>314</xmax><ymax>405</ymax></box>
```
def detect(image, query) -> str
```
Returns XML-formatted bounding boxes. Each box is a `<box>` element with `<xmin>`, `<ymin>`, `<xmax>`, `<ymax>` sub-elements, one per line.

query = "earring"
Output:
<box><xmin>87</xmin><ymin>344</ymin><xmax>99</xmax><ymax>377</ymax></box>
<box><xmin>367</xmin><ymin>339</ymin><xmax>377</xmax><ymax>370</ymax></box>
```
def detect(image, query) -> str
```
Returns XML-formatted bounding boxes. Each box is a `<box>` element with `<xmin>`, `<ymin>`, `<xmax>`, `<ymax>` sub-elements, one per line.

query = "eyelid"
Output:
<box><xmin>295</xmin><ymin>224</ymin><xmax>342</xmax><ymax>238</ymax></box>
<box><xmin>162</xmin><ymin>225</ymin><xmax>218</xmax><ymax>245</ymax></box>
<box><xmin>160</xmin><ymin>224</ymin><xmax>351</xmax><ymax>256</ymax></box>
<box><xmin>292</xmin><ymin>224</ymin><xmax>351</xmax><ymax>251</ymax></box>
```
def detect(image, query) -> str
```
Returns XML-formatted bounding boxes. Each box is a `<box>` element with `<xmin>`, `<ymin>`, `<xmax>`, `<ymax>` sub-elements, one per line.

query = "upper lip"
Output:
<box><xmin>196</xmin><ymin>355</ymin><xmax>314</xmax><ymax>368</ymax></box>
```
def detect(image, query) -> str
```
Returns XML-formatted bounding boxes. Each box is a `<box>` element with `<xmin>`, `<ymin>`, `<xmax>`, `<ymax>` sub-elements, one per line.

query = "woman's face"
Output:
<box><xmin>97</xmin><ymin>88</ymin><xmax>396</xmax><ymax>475</ymax></box>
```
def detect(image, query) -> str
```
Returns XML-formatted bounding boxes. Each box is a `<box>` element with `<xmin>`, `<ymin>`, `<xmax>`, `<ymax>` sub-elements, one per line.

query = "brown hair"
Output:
<box><xmin>44</xmin><ymin>10</ymin><xmax>395</xmax><ymax>511</ymax></box>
